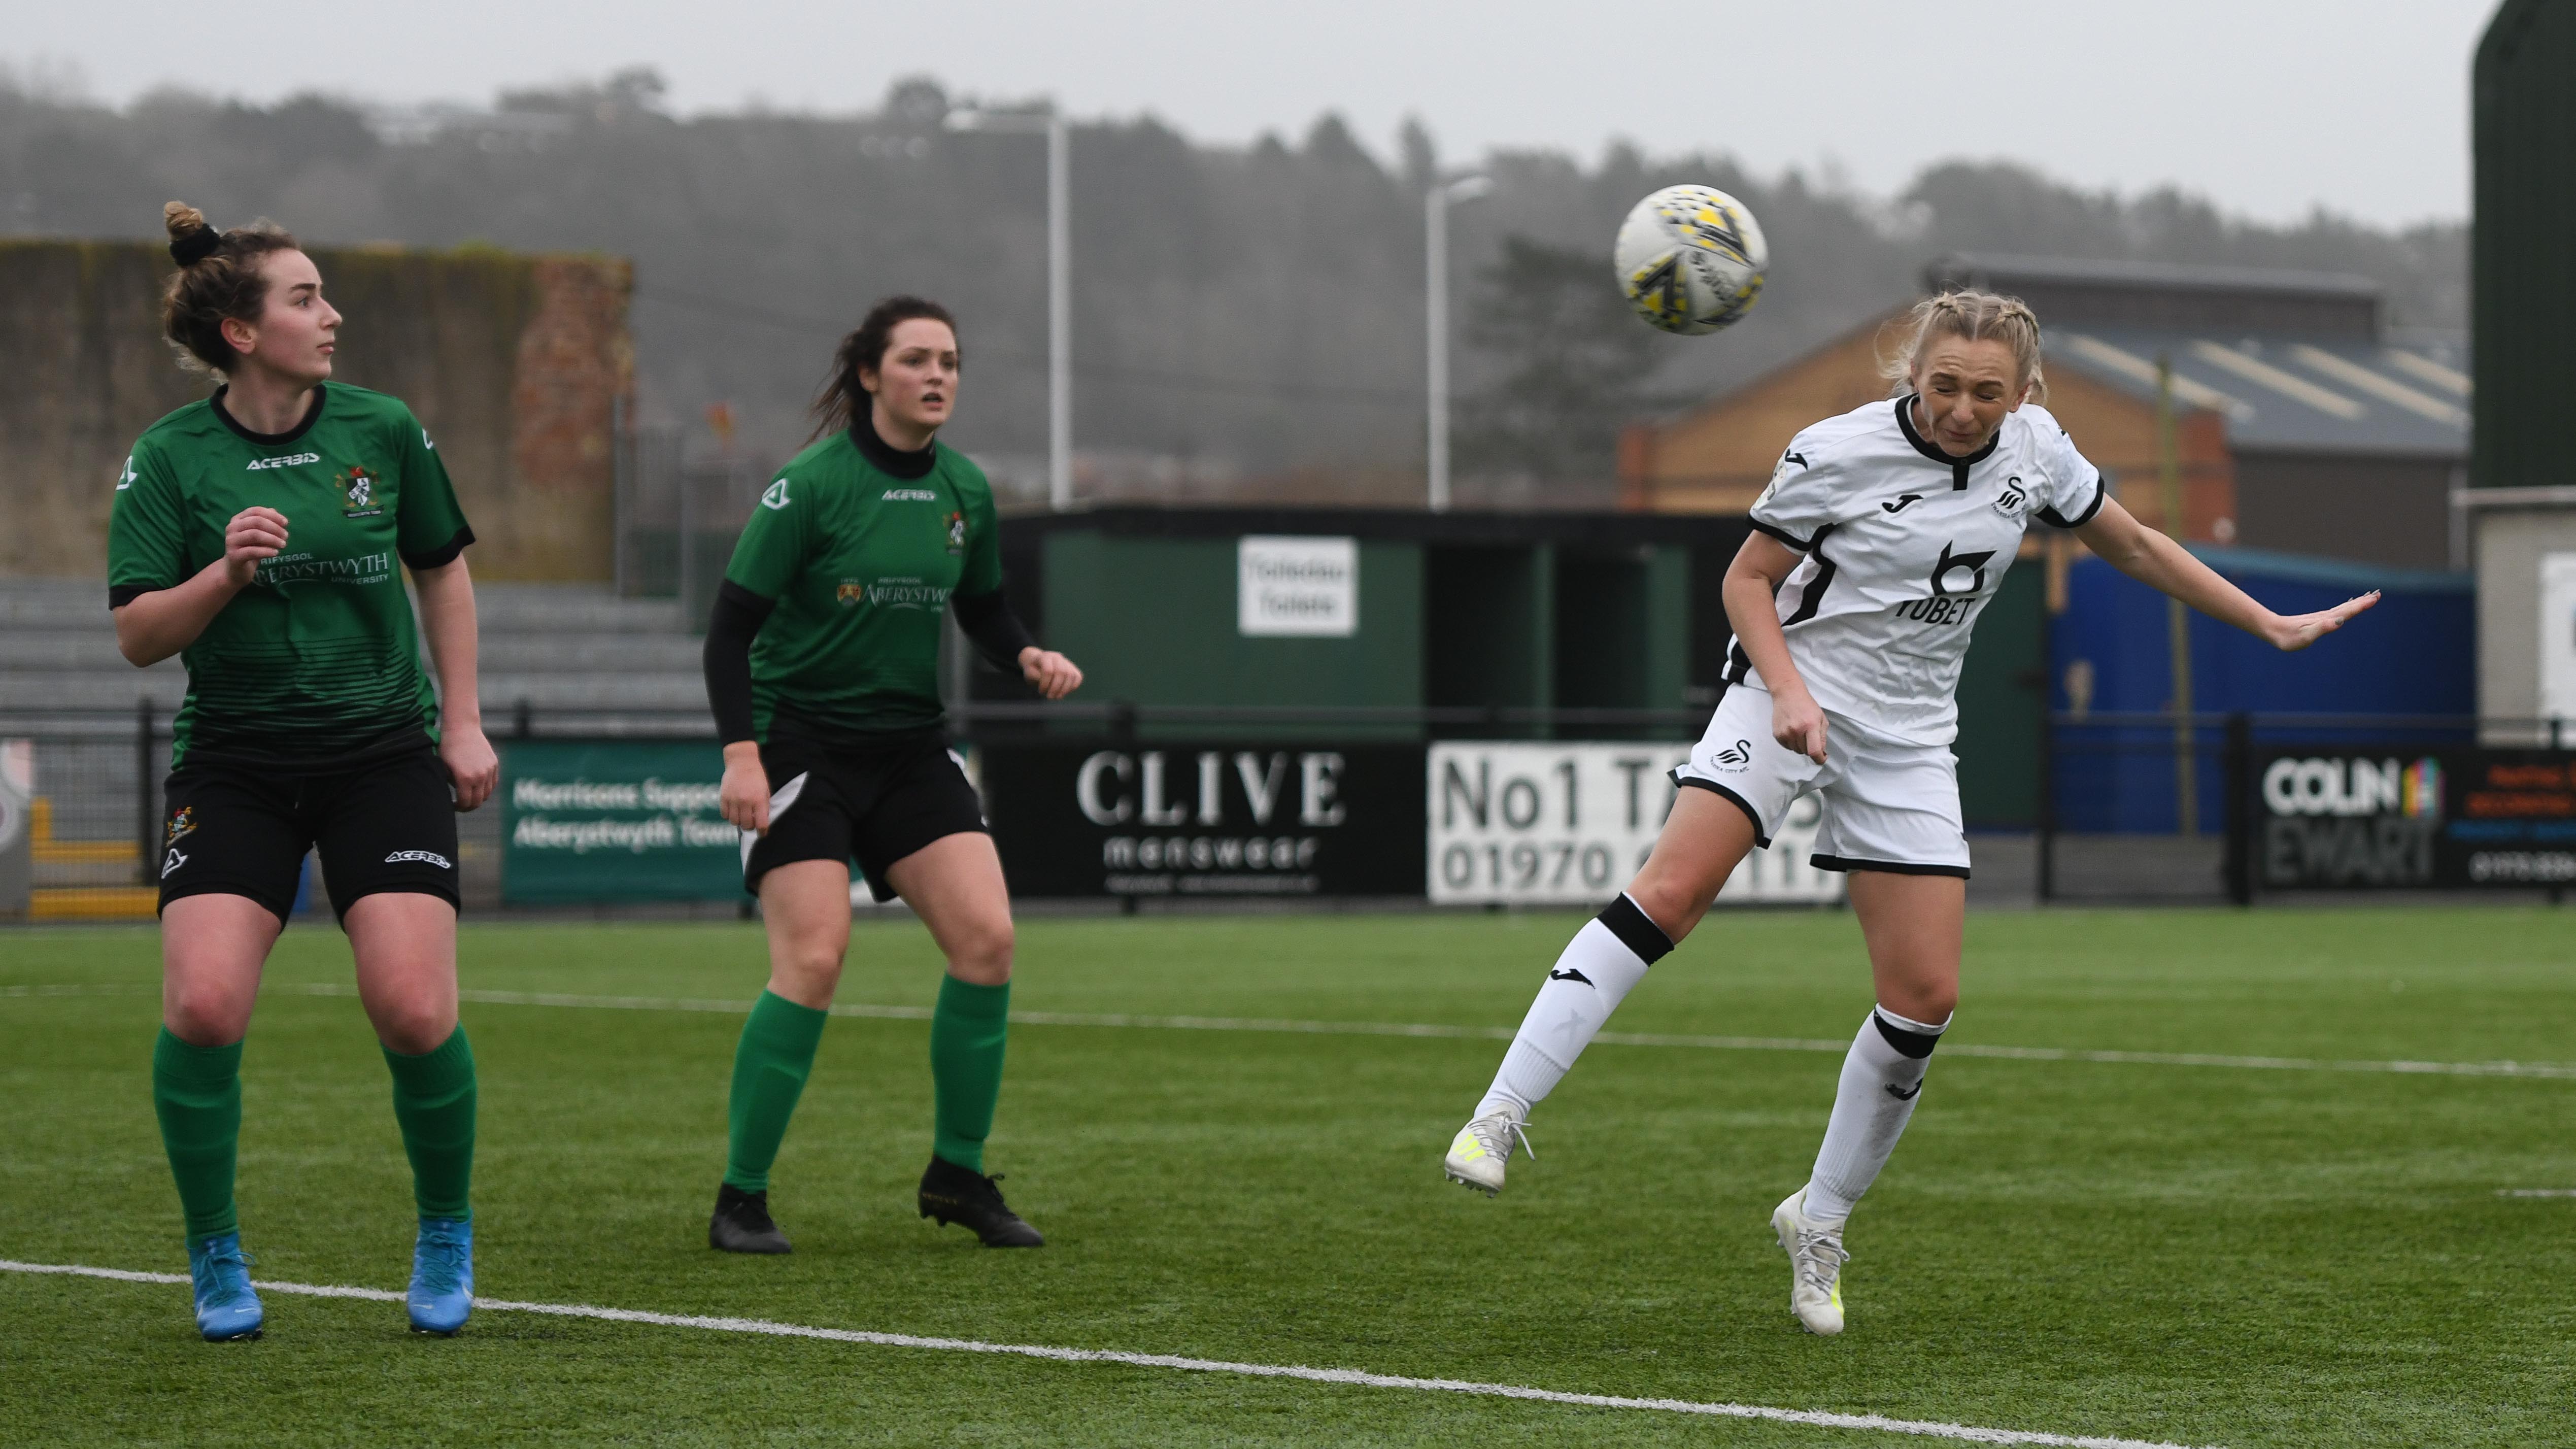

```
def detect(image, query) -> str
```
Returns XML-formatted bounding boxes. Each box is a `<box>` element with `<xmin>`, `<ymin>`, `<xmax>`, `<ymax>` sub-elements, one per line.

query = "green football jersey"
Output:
<box><xmin>723</xmin><ymin>428</ymin><xmax>1003</xmax><ymax>739</ymax></box>
<box><xmin>107</xmin><ymin>383</ymin><xmax>474</xmax><ymax>769</ymax></box>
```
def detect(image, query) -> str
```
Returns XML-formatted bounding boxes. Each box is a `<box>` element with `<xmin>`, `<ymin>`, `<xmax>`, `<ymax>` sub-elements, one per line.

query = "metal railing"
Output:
<box><xmin>10</xmin><ymin>701</ymin><xmax>2566</xmax><ymax>917</ymax></box>
<box><xmin>2037</xmin><ymin>711</ymin><xmax>2570</xmax><ymax>904</ymax></box>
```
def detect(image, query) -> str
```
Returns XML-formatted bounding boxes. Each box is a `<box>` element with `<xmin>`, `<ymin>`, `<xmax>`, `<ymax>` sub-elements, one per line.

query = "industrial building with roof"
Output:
<box><xmin>1617</xmin><ymin>253</ymin><xmax>2470</xmax><ymax>572</ymax></box>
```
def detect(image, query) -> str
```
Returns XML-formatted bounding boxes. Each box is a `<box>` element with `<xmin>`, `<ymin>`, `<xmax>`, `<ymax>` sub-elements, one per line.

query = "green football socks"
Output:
<box><xmin>723</xmin><ymin>990</ymin><xmax>829</xmax><ymax>1193</ymax></box>
<box><xmin>930</xmin><ymin>976</ymin><xmax>1011</xmax><ymax>1173</ymax></box>
<box><xmin>383</xmin><ymin>1026</ymin><xmax>478</xmax><ymax>1219</ymax></box>
<box><xmin>152</xmin><ymin>1028</ymin><xmax>244</xmax><ymax>1245</ymax></box>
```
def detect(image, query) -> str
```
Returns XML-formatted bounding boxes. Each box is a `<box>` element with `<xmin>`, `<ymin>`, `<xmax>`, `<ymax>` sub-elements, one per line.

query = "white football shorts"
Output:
<box><xmin>1672</xmin><ymin>682</ymin><xmax>1971</xmax><ymax>878</ymax></box>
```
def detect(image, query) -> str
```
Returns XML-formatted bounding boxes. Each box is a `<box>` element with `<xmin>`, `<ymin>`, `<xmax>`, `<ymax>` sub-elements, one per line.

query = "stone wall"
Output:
<box><xmin>0</xmin><ymin>239</ymin><xmax>631</xmax><ymax>581</ymax></box>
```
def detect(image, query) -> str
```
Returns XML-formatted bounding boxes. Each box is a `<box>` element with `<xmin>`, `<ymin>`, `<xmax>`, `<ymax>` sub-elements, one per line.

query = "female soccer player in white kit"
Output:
<box><xmin>1441</xmin><ymin>291</ymin><xmax>2379</xmax><ymax>1335</ymax></box>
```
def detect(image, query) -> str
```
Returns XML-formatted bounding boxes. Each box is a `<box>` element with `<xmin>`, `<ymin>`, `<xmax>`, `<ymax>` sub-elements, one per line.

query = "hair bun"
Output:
<box><xmin>163</xmin><ymin>201</ymin><xmax>220</xmax><ymax>266</ymax></box>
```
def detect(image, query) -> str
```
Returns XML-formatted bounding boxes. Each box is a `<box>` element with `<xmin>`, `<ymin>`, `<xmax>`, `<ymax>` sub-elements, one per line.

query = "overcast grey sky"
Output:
<box><xmin>11</xmin><ymin>0</ymin><xmax>2492</xmax><ymax>227</ymax></box>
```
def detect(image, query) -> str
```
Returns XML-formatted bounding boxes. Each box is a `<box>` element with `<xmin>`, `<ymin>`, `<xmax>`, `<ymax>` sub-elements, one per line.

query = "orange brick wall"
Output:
<box><xmin>1623</xmin><ymin>310</ymin><xmax>2239</xmax><ymax>543</ymax></box>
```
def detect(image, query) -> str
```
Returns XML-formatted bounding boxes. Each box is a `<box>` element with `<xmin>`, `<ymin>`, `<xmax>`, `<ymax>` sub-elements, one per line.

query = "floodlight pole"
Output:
<box><xmin>951</xmin><ymin>103</ymin><xmax>1073</xmax><ymax>511</ymax></box>
<box><xmin>1425</xmin><ymin>174</ymin><xmax>1492</xmax><ymax>514</ymax></box>
<box><xmin>1046</xmin><ymin>111</ymin><xmax>1070</xmax><ymax>513</ymax></box>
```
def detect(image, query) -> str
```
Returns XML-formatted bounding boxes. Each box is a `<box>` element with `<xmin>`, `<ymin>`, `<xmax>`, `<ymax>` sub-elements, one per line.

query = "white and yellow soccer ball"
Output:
<box><xmin>1613</xmin><ymin>185</ymin><xmax>1768</xmax><ymax>335</ymax></box>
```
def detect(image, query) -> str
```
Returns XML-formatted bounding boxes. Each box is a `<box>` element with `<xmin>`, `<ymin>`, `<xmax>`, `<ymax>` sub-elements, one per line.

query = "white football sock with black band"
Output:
<box><xmin>1802</xmin><ymin>1005</ymin><xmax>1948</xmax><ymax>1222</ymax></box>
<box><xmin>1475</xmin><ymin>894</ymin><xmax>1673</xmax><ymax>1120</ymax></box>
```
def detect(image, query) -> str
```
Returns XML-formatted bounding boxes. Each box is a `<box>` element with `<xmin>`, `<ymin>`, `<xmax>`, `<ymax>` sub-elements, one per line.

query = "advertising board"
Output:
<box><xmin>2252</xmin><ymin>747</ymin><xmax>2576</xmax><ymax>889</ymax></box>
<box><xmin>501</xmin><ymin>739</ymin><xmax>739</xmax><ymax>904</ymax></box>
<box><xmin>1238</xmin><ymin>535</ymin><xmax>1358</xmax><ymax>637</ymax></box>
<box><xmin>1426</xmin><ymin>743</ymin><xmax>1843</xmax><ymax>907</ymax></box>
<box><xmin>979</xmin><ymin>742</ymin><xmax>1423</xmax><ymax>897</ymax></box>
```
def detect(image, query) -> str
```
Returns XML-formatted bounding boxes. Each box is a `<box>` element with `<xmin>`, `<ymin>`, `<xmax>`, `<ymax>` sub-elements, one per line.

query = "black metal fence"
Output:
<box><xmin>6</xmin><ymin>701</ymin><xmax>2566</xmax><ymax>918</ymax></box>
<box><xmin>2038</xmin><ymin>711</ymin><xmax>2571</xmax><ymax>904</ymax></box>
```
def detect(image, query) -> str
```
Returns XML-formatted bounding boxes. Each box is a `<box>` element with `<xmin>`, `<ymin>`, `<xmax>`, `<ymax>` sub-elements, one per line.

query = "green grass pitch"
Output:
<box><xmin>4</xmin><ymin>907</ymin><xmax>2573</xmax><ymax>1446</ymax></box>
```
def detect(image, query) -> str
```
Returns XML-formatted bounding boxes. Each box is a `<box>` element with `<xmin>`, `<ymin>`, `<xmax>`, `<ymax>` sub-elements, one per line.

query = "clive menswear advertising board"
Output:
<box><xmin>979</xmin><ymin>743</ymin><xmax>1424</xmax><ymax>898</ymax></box>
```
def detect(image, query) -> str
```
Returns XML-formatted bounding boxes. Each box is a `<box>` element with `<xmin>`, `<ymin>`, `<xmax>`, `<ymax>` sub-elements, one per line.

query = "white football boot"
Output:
<box><xmin>1771</xmin><ymin>1188</ymin><xmax>1849</xmax><ymax>1335</ymax></box>
<box><xmin>1442</xmin><ymin>1108</ymin><xmax>1533</xmax><ymax>1196</ymax></box>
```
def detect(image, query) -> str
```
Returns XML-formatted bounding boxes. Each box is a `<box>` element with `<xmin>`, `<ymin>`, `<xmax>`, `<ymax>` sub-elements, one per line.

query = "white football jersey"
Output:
<box><xmin>1726</xmin><ymin>396</ymin><xmax>2105</xmax><ymax>745</ymax></box>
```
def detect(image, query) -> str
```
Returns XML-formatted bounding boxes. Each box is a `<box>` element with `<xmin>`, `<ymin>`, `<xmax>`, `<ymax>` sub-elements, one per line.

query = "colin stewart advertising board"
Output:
<box><xmin>2253</xmin><ymin>747</ymin><xmax>2576</xmax><ymax>889</ymax></box>
<box><xmin>978</xmin><ymin>743</ymin><xmax>1425</xmax><ymax>898</ymax></box>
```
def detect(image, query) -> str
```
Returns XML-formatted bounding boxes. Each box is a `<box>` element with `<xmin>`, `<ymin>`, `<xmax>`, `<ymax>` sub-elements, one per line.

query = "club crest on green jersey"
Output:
<box><xmin>946</xmin><ymin>510</ymin><xmax>967</xmax><ymax>554</ymax></box>
<box><xmin>333</xmin><ymin>465</ymin><xmax>385</xmax><ymax>518</ymax></box>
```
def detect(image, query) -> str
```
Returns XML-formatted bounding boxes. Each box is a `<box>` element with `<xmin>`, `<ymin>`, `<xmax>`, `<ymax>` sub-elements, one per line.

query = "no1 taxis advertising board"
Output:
<box><xmin>1427</xmin><ymin>744</ymin><xmax>1844</xmax><ymax>907</ymax></box>
<box><xmin>2253</xmin><ymin>747</ymin><xmax>2576</xmax><ymax>889</ymax></box>
<box><xmin>979</xmin><ymin>744</ymin><xmax>1423</xmax><ymax>897</ymax></box>
<box><xmin>501</xmin><ymin>740</ymin><xmax>738</xmax><ymax>904</ymax></box>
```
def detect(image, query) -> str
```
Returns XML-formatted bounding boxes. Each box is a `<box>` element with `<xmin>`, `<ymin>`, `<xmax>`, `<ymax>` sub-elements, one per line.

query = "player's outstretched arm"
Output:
<box><xmin>413</xmin><ymin>555</ymin><xmax>499</xmax><ymax>811</ymax></box>
<box><xmin>2071</xmin><ymin>495</ymin><xmax>2378</xmax><ymax>653</ymax></box>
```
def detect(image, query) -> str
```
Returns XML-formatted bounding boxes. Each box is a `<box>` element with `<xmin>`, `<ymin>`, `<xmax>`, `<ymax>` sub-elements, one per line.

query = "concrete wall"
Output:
<box><xmin>1</xmin><ymin>239</ymin><xmax>631</xmax><ymax>582</ymax></box>
<box><xmin>2476</xmin><ymin>504</ymin><xmax>2576</xmax><ymax>725</ymax></box>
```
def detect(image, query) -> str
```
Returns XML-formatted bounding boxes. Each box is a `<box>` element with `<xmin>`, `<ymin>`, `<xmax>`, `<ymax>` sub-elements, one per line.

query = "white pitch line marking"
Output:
<box><xmin>2496</xmin><ymin>1188</ymin><xmax>2576</xmax><ymax>1198</ymax></box>
<box><xmin>0</xmin><ymin>1259</ymin><xmax>2211</xmax><ymax>1448</ymax></box>
<box><xmin>15</xmin><ymin>981</ymin><xmax>2576</xmax><ymax>1081</ymax></box>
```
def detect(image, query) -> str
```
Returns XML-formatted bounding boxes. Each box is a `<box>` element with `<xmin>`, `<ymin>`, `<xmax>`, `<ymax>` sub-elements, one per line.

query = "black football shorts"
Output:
<box><xmin>741</xmin><ymin>732</ymin><xmax>988</xmax><ymax>901</ymax></box>
<box><xmin>157</xmin><ymin>746</ymin><xmax>462</xmax><ymax>924</ymax></box>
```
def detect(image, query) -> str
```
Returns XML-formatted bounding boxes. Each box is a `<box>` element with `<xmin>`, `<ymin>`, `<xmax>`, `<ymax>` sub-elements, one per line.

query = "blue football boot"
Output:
<box><xmin>187</xmin><ymin>1232</ymin><xmax>263</xmax><ymax>1341</ymax></box>
<box><xmin>406</xmin><ymin>1214</ymin><xmax>474</xmax><ymax>1335</ymax></box>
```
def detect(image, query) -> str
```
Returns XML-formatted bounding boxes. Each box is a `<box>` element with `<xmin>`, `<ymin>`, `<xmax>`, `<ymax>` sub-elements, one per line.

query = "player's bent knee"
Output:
<box><xmin>1883</xmin><ymin>982</ymin><xmax>1957</xmax><ymax>1025</ymax></box>
<box><xmin>376</xmin><ymin>1013</ymin><xmax>457</xmax><ymax>1056</ymax></box>
<box><xmin>946</xmin><ymin>919</ymin><xmax>1014</xmax><ymax>984</ymax></box>
<box><xmin>163</xmin><ymin>995</ymin><xmax>250</xmax><ymax>1048</ymax></box>
<box><xmin>1624</xmin><ymin>868</ymin><xmax>1720</xmax><ymax>944</ymax></box>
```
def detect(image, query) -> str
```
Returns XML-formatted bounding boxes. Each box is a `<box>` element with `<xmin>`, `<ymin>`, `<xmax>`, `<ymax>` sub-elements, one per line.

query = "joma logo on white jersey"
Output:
<box><xmin>247</xmin><ymin>453</ymin><xmax>322</xmax><ymax>471</ymax></box>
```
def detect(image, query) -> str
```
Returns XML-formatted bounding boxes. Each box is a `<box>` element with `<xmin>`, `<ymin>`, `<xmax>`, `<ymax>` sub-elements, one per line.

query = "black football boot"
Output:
<box><xmin>709</xmin><ymin>1182</ymin><xmax>793</xmax><ymax>1254</ymax></box>
<box><xmin>918</xmin><ymin>1157</ymin><xmax>1045</xmax><ymax>1247</ymax></box>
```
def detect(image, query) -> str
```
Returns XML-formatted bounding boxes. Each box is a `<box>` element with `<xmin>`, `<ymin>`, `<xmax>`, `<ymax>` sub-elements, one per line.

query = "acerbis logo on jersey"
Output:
<box><xmin>162</xmin><ymin>848</ymin><xmax>188</xmax><ymax>879</ymax></box>
<box><xmin>881</xmin><ymin>488</ymin><xmax>937</xmax><ymax>502</ymax></box>
<box><xmin>247</xmin><ymin>452</ymin><xmax>322</xmax><ymax>472</ymax></box>
<box><xmin>761</xmin><ymin>478</ymin><xmax>791</xmax><ymax>510</ymax></box>
<box><xmin>384</xmin><ymin>850</ymin><xmax>452</xmax><ymax>868</ymax></box>
<box><xmin>117</xmin><ymin>456</ymin><xmax>140</xmax><ymax>491</ymax></box>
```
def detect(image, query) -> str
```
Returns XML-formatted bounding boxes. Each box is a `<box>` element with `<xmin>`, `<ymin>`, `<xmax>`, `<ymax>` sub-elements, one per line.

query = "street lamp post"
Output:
<box><xmin>1425</xmin><ymin>174</ymin><xmax>1492</xmax><ymax>514</ymax></box>
<box><xmin>950</xmin><ymin>104</ymin><xmax>1073</xmax><ymax>511</ymax></box>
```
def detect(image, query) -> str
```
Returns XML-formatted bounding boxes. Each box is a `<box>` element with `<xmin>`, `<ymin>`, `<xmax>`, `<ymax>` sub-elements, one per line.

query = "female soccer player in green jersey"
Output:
<box><xmin>701</xmin><ymin>296</ymin><xmax>1081</xmax><ymax>1253</ymax></box>
<box><xmin>109</xmin><ymin>203</ymin><xmax>496</xmax><ymax>1340</ymax></box>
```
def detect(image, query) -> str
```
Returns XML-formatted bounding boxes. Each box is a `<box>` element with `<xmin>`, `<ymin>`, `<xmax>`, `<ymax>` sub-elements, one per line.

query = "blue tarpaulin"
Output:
<box><xmin>2048</xmin><ymin>546</ymin><xmax>2475</xmax><ymax>833</ymax></box>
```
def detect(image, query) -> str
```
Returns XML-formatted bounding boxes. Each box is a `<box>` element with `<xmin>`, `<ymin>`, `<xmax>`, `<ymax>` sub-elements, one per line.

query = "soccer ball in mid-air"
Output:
<box><xmin>1614</xmin><ymin>185</ymin><xmax>1768</xmax><ymax>335</ymax></box>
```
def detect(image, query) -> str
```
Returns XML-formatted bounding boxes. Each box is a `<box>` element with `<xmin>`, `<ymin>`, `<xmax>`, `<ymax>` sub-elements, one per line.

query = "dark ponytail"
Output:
<box><xmin>159</xmin><ymin>201</ymin><xmax>302</xmax><ymax>376</ymax></box>
<box><xmin>809</xmin><ymin>295</ymin><xmax>960</xmax><ymax>441</ymax></box>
